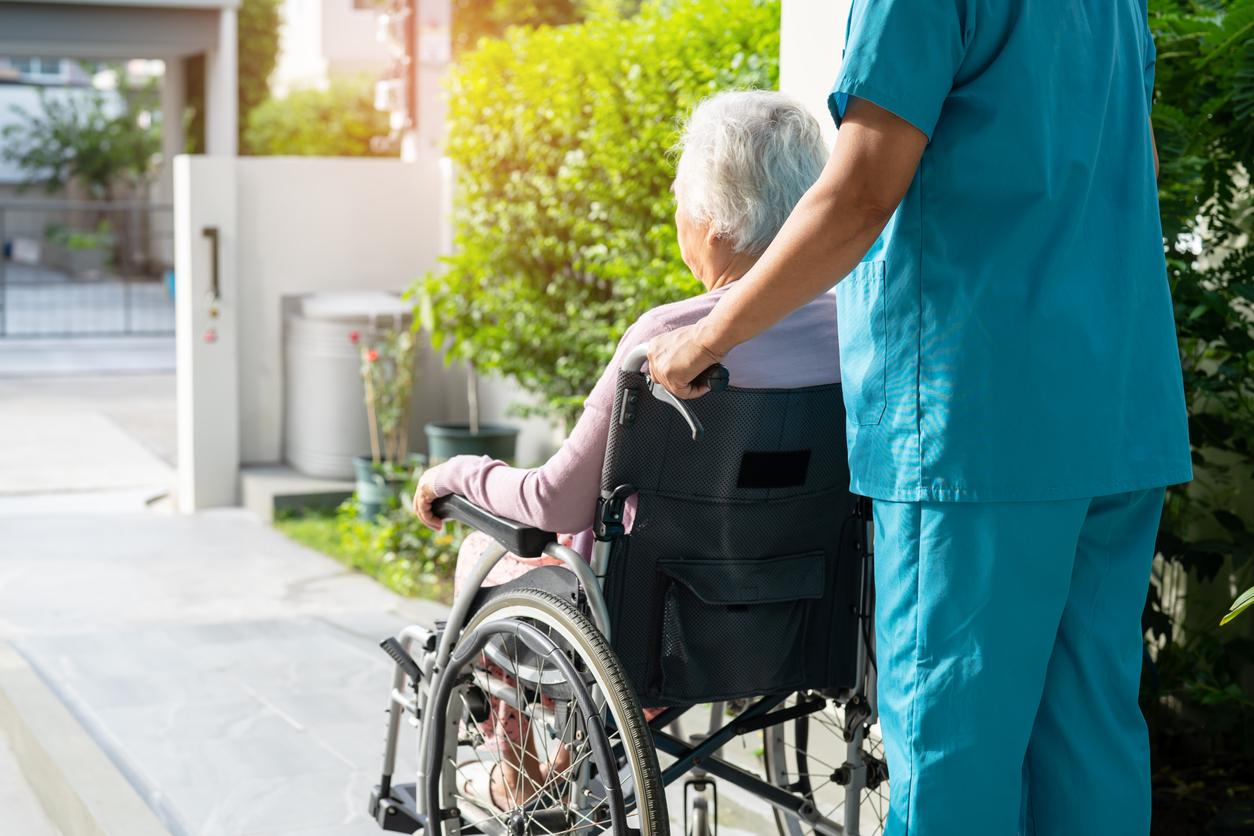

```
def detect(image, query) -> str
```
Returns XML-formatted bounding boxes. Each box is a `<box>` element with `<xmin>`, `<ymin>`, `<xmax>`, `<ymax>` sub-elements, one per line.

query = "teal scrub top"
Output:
<box><xmin>829</xmin><ymin>0</ymin><xmax>1192</xmax><ymax>502</ymax></box>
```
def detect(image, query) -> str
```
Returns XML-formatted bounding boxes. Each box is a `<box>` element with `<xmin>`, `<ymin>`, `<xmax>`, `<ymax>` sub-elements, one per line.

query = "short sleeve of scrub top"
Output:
<box><xmin>829</xmin><ymin>0</ymin><xmax>969</xmax><ymax>139</ymax></box>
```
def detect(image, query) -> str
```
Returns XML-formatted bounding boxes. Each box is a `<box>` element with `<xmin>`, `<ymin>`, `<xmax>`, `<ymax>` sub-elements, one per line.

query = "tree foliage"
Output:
<box><xmin>0</xmin><ymin>83</ymin><xmax>160</xmax><ymax>199</ymax></box>
<box><xmin>239</xmin><ymin>0</ymin><xmax>282</xmax><ymax>137</ymax></box>
<box><xmin>420</xmin><ymin>0</ymin><xmax>780</xmax><ymax>422</ymax></box>
<box><xmin>243</xmin><ymin>76</ymin><xmax>396</xmax><ymax>156</ymax></box>
<box><xmin>1143</xmin><ymin>0</ymin><xmax>1254</xmax><ymax>768</ymax></box>
<box><xmin>451</xmin><ymin>0</ymin><xmax>636</xmax><ymax>55</ymax></box>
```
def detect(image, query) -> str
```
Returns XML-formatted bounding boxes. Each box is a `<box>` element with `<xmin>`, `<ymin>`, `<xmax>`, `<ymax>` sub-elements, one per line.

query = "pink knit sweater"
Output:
<box><xmin>433</xmin><ymin>284</ymin><xmax>840</xmax><ymax>557</ymax></box>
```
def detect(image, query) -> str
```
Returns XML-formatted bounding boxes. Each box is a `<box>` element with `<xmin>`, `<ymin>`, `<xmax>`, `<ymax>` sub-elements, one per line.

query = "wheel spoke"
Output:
<box><xmin>762</xmin><ymin>695</ymin><xmax>889</xmax><ymax>835</ymax></box>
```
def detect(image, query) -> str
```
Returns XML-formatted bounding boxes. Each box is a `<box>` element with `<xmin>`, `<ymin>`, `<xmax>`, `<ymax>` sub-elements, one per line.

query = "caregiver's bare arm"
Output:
<box><xmin>647</xmin><ymin>97</ymin><xmax>927</xmax><ymax>398</ymax></box>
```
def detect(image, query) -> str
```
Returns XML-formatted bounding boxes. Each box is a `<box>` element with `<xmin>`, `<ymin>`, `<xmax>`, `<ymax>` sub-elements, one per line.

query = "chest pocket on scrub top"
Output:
<box><xmin>835</xmin><ymin>260</ymin><xmax>887</xmax><ymax>426</ymax></box>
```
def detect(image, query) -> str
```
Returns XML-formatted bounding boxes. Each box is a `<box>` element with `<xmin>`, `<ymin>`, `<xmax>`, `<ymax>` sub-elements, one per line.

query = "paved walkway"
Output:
<box><xmin>0</xmin><ymin>337</ymin><xmax>175</xmax><ymax>378</ymax></box>
<box><xmin>0</xmin><ymin>372</ymin><xmax>176</xmax><ymax>497</ymax></box>
<box><xmin>0</xmin><ymin>730</ymin><xmax>61</xmax><ymax>835</ymax></box>
<box><xmin>0</xmin><ymin>508</ymin><xmax>443</xmax><ymax>836</ymax></box>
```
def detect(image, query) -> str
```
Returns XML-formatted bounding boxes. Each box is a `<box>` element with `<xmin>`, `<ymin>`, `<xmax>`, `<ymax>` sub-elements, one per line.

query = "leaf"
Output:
<box><xmin>1212</xmin><ymin>509</ymin><xmax>1249</xmax><ymax>536</ymax></box>
<box><xmin>1220</xmin><ymin>585</ymin><xmax>1254</xmax><ymax>626</ymax></box>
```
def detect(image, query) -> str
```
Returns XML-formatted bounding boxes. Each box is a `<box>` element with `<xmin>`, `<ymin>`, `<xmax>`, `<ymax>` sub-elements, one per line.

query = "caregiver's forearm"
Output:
<box><xmin>695</xmin><ymin>98</ymin><xmax>927</xmax><ymax>356</ymax></box>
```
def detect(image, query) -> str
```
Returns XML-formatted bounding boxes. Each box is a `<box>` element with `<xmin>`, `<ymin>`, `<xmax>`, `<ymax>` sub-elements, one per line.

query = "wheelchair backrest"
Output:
<box><xmin>599</xmin><ymin>370</ymin><xmax>863</xmax><ymax>706</ymax></box>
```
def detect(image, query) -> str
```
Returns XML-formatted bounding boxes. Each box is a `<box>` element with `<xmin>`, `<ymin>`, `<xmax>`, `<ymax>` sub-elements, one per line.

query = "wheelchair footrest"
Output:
<box><xmin>370</xmin><ymin>782</ymin><xmax>424</xmax><ymax>833</ymax></box>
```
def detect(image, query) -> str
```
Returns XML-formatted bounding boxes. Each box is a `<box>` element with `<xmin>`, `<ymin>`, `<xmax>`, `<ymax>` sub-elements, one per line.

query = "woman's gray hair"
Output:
<box><xmin>674</xmin><ymin>90</ymin><xmax>827</xmax><ymax>255</ymax></box>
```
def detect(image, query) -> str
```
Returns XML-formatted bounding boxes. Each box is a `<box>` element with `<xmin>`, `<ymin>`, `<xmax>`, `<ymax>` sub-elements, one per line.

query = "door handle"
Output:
<box><xmin>201</xmin><ymin>226</ymin><xmax>220</xmax><ymax>302</ymax></box>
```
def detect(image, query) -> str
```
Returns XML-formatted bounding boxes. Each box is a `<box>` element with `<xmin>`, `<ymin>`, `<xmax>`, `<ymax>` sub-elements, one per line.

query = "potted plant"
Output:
<box><xmin>351</xmin><ymin>326</ymin><xmax>425</xmax><ymax>519</ymax></box>
<box><xmin>423</xmin><ymin>361</ymin><xmax>520</xmax><ymax>463</ymax></box>
<box><xmin>44</xmin><ymin>221</ymin><xmax>114</xmax><ymax>276</ymax></box>
<box><xmin>414</xmin><ymin>279</ymin><xmax>520</xmax><ymax>463</ymax></box>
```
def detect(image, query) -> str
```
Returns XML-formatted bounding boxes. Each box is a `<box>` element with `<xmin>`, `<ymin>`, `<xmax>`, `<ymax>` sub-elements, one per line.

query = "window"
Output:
<box><xmin>11</xmin><ymin>57</ymin><xmax>64</xmax><ymax>80</ymax></box>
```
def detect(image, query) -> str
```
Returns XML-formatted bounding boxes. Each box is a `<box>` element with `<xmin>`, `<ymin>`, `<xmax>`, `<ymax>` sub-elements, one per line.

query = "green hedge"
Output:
<box><xmin>243</xmin><ymin>76</ymin><xmax>396</xmax><ymax>157</ymax></box>
<box><xmin>420</xmin><ymin>0</ymin><xmax>781</xmax><ymax>421</ymax></box>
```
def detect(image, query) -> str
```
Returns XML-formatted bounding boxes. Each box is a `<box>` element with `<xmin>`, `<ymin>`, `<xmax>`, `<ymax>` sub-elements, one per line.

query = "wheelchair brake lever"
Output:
<box><xmin>646</xmin><ymin>376</ymin><xmax>705</xmax><ymax>440</ymax></box>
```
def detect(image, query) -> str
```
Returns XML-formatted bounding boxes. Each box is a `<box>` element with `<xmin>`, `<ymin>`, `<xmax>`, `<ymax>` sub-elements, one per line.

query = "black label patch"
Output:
<box><xmin>737</xmin><ymin>450</ymin><xmax>811</xmax><ymax>489</ymax></box>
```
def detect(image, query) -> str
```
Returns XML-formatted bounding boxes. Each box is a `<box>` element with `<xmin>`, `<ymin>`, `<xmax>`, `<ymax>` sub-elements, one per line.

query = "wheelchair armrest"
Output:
<box><xmin>431</xmin><ymin>494</ymin><xmax>555</xmax><ymax>558</ymax></box>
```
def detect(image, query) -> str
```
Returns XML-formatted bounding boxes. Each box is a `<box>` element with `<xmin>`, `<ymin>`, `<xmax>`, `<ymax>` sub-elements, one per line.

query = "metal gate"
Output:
<box><xmin>0</xmin><ymin>199</ymin><xmax>175</xmax><ymax>338</ymax></box>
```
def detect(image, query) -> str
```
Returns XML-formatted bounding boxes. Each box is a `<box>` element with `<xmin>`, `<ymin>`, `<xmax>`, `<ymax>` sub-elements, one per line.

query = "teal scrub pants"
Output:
<box><xmin>872</xmin><ymin>488</ymin><xmax>1165</xmax><ymax>835</ymax></box>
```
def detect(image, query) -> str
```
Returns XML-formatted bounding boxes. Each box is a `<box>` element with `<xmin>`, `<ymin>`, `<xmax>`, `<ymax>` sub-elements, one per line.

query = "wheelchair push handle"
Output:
<box><xmin>693</xmin><ymin>363</ymin><xmax>730</xmax><ymax>393</ymax></box>
<box><xmin>622</xmin><ymin>344</ymin><xmax>729</xmax><ymax>440</ymax></box>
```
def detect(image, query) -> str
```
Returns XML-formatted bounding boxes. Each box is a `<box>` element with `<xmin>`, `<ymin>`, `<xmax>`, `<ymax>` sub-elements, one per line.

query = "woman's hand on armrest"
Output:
<box><xmin>412</xmin><ymin>464</ymin><xmax>447</xmax><ymax>531</ymax></box>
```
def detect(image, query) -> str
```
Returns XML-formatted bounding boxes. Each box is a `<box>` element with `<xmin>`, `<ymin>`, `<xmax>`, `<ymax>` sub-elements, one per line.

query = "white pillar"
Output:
<box><xmin>159</xmin><ymin>57</ymin><xmax>186</xmax><ymax>203</ymax></box>
<box><xmin>174</xmin><ymin>155</ymin><xmax>240</xmax><ymax>510</ymax></box>
<box><xmin>780</xmin><ymin>0</ymin><xmax>852</xmax><ymax>147</ymax></box>
<box><xmin>204</xmin><ymin>6</ymin><xmax>238</xmax><ymax>156</ymax></box>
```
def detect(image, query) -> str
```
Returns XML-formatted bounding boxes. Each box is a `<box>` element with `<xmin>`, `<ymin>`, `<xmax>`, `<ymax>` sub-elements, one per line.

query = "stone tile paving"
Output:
<box><xmin>0</xmin><ymin>372</ymin><xmax>176</xmax><ymax>496</ymax></box>
<box><xmin>0</xmin><ymin>336</ymin><xmax>175</xmax><ymax>378</ymax></box>
<box><xmin>0</xmin><ymin>509</ymin><xmax>443</xmax><ymax>836</ymax></box>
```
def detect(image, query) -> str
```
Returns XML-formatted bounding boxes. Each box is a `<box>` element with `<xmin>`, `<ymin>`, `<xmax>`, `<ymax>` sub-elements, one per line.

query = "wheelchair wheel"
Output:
<box><xmin>761</xmin><ymin>694</ymin><xmax>889</xmax><ymax>836</ymax></box>
<box><xmin>432</xmin><ymin>588</ymin><xmax>668</xmax><ymax>835</ymax></box>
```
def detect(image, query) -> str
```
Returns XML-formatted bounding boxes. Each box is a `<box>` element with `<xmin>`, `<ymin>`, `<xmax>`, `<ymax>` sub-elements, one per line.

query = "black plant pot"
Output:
<box><xmin>352</xmin><ymin>453</ymin><xmax>425</xmax><ymax>520</ymax></box>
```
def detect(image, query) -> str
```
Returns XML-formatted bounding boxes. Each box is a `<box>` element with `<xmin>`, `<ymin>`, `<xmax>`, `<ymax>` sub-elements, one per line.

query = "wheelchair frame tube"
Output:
<box><xmin>432</xmin><ymin>541</ymin><xmax>613</xmax><ymax>677</ymax></box>
<box><xmin>381</xmin><ymin>624</ymin><xmax>436</xmax><ymax>797</ymax></box>
<box><xmin>622</xmin><ymin>343</ymin><xmax>649</xmax><ymax>373</ymax></box>
<box><xmin>544</xmin><ymin>541</ymin><xmax>613</xmax><ymax>637</ymax></box>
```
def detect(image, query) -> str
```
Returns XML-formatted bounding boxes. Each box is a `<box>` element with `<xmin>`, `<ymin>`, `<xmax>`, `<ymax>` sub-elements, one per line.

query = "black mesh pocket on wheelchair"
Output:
<box><xmin>655</xmin><ymin>553</ymin><xmax>823</xmax><ymax>701</ymax></box>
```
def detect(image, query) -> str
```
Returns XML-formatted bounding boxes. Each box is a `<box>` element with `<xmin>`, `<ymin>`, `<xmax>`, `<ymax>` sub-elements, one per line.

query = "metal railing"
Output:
<box><xmin>0</xmin><ymin>199</ymin><xmax>175</xmax><ymax>338</ymax></box>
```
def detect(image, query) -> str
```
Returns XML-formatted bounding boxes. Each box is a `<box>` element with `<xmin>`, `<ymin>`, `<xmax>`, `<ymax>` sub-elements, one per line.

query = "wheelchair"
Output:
<box><xmin>368</xmin><ymin>345</ymin><xmax>889</xmax><ymax>835</ymax></box>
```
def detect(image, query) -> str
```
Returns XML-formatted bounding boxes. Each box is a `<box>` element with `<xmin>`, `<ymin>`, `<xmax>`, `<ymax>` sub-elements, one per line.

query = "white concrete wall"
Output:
<box><xmin>175</xmin><ymin>153</ymin><xmax>561</xmax><ymax>508</ymax></box>
<box><xmin>780</xmin><ymin>0</ymin><xmax>851</xmax><ymax>147</ymax></box>
<box><xmin>231</xmin><ymin>156</ymin><xmax>443</xmax><ymax>464</ymax></box>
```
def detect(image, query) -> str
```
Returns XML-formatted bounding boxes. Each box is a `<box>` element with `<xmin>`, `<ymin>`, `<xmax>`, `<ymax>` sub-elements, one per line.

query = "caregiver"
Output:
<box><xmin>646</xmin><ymin>1</ymin><xmax>1192</xmax><ymax>834</ymax></box>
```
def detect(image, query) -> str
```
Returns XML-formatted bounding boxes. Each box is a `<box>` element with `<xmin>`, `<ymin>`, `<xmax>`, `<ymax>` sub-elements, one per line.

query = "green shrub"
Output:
<box><xmin>45</xmin><ymin>220</ymin><xmax>115</xmax><ymax>251</ymax></box>
<box><xmin>243</xmin><ymin>76</ymin><xmax>396</xmax><ymax>157</ymax></box>
<box><xmin>419</xmin><ymin>0</ymin><xmax>780</xmax><ymax>422</ymax></box>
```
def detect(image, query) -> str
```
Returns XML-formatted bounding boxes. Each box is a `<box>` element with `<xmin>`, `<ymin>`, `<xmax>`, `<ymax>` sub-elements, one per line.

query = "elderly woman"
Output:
<box><xmin>412</xmin><ymin>89</ymin><xmax>839</xmax><ymax>807</ymax></box>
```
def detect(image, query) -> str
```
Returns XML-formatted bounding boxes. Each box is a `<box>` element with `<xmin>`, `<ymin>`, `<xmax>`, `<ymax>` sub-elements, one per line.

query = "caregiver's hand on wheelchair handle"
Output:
<box><xmin>413</xmin><ymin>465</ymin><xmax>446</xmax><ymax>531</ymax></box>
<box><xmin>646</xmin><ymin>322</ymin><xmax>726</xmax><ymax>400</ymax></box>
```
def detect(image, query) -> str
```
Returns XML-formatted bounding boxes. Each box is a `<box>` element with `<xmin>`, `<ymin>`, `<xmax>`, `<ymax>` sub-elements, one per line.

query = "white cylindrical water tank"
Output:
<box><xmin>284</xmin><ymin>291</ymin><xmax>411</xmax><ymax>479</ymax></box>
